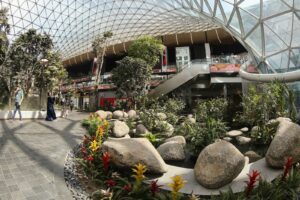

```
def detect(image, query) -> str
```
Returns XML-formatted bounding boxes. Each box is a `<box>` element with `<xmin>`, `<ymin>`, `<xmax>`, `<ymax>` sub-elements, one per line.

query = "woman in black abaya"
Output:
<box><xmin>45</xmin><ymin>91</ymin><xmax>57</xmax><ymax>121</ymax></box>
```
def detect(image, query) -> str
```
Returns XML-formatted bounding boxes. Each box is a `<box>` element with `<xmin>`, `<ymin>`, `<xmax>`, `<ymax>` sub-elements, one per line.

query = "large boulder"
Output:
<box><xmin>165</xmin><ymin>136</ymin><xmax>186</xmax><ymax>146</ymax></box>
<box><xmin>112</xmin><ymin>120</ymin><xmax>130</xmax><ymax>138</ymax></box>
<box><xmin>102</xmin><ymin>138</ymin><xmax>167</xmax><ymax>174</ymax></box>
<box><xmin>95</xmin><ymin>110</ymin><xmax>107</xmax><ymax>119</ymax></box>
<box><xmin>113</xmin><ymin>110</ymin><xmax>124</xmax><ymax>119</ymax></box>
<box><xmin>127</xmin><ymin>110</ymin><xmax>137</xmax><ymax>119</ymax></box>
<box><xmin>194</xmin><ymin>140</ymin><xmax>245</xmax><ymax>189</ymax></box>
<box><xmin>157</xmin><ymin>141</ymin><xmax>185</xmax><ymax>161</ymax></box>
<box><xmin>136</xmin><ymin>124</ymin><xmax>149</xmax><ymax>136</ymax></box>
<box><xmin>266</xmin><ymin>119</ymin><xmax>300</xmax><ymax>168</ymax></box>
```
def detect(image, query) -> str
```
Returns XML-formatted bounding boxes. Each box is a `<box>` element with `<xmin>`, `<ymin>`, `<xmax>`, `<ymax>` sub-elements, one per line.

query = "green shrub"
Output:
<box><xmin>177</xmin><ymin>118</ymin><xmax>227</xmax><ymax>156</ymax></box>
<box><xmin>196</xmin><ymin>98</ymin><xmax>228</xmax><ymax>121</ymax></box>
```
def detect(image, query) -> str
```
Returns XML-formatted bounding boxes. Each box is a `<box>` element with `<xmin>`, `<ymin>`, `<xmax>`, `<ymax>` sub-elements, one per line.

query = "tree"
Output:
<box><xmin>0</xmin><ymin>7</ymin><xmax>10</xmax><ymax>66</ymax></box>
<box><xmin>128</xmin><ymin>36</ymin><xmax>164</xmax><ymax>67</ymax></box>
<box><xmin>0</xmin><ymin>8</ymin><xmax>11</xmax><ymax>107</ymax></box>
<box><xmin>91</xmin><ymin>31</ymin><xmax>113</xmax><ymax>110</ymax></box>
<box><xmin>92</xmin><ymin>31</ymin><xmax>113</xmax><ymax>85</ymax></box>
<box><xmin>112</xmin><ymin>56</ymin><xmax>152</xmax><ymax>100</ymax></box>
<box><xmin>7</xmin><ymin>29</ymin><xmax>53</xmax><ymax>96</ymax></box>
<box><xmin>35</xmin><ymin>51</ymin><xmax>68</xmax><ymax>91</ymax></box>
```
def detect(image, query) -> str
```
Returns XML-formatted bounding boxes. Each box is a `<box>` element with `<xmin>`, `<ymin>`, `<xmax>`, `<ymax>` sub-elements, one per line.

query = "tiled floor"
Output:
<box><xmin>0</xmin><ymin>112</ymin><xmax>88</xmax><ymax>200</ymax></box>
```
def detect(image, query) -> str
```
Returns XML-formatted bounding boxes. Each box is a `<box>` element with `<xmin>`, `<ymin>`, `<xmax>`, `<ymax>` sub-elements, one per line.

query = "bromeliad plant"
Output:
<box><xmin>82</xmin><ymin>113</ymin><xmax>110</xmax><ymax>137</ymax></box>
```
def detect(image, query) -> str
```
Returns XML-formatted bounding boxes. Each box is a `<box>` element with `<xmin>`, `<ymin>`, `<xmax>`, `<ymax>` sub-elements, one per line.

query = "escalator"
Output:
<box><xmin>150</xmin><ymin>61</ymin><xmax>210</xmax><ymax>96</ymax></box>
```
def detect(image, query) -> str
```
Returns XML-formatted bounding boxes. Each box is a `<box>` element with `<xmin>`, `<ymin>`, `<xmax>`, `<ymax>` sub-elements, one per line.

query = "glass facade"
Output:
<box><xmin>1</xmin><ymin>0</ymin><xmax>300</xmax><ymax>74</ymax></box>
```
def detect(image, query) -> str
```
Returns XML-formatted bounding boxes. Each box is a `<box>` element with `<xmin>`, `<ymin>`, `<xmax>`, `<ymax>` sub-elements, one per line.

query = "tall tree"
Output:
<box><xmin>112</xmin><ymin>56</ymin><xmax>152</xmax><ymax>100</ymax></box>
<box><xmin>92</xmin><ymin>31</ymin><xmax>113</xmax><ymax>85</ymax></box>
<box><xmin>7</xmin><ymin>29</ymin><xmax>53</xmax><ymax>96</ymax></box>
<box><xmin>128</xmin><ymin>36</ymin><xmax>164</xmax><ymax>67</ymax></box>
<box><xmin>35</xmin><ymin>51</ymin><xmax>68</xmax><ymax>91</ymax></box>
<box><xmin>0</xmin><ymin>7</ymin><xmax>11</xmax><ymax>107</ymax></box>
<box><xmin>0</xmin><ymin>7</ymin><xmax>10</xmax><ymax>66</ymax></box>
<box><xmin>91</xmin><ymin>31</ymin><xmax>113</xmax><ymax>110</ymax></box>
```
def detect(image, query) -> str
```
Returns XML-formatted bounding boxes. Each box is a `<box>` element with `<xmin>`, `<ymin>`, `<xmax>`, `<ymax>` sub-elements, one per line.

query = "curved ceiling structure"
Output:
<box><xmin>1</xmin><ymin>0</ymin><xmax>300</xmax><ymax>75</ymax></box>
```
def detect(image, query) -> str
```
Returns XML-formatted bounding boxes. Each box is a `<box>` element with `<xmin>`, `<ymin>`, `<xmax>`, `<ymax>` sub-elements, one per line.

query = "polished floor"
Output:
<box><xmin>0</xmin><ymin>112</ymin><xmax>88</xmax><ymax>200</ymax></box>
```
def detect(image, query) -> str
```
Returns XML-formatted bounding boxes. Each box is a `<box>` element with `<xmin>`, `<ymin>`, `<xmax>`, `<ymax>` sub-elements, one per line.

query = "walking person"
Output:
<box><xmin>12</xmin><ymin>86</ymin><xmax>24</xmax><ymax>121</ymax></box>
<box><xmin>60</xmin><ymin>96</ymin><xmax>68</xmax><ymax>118</ymax></box>
<box><xmin>45</xmin><ymin>91</ymin><xmax>57</xmax><ymax>121</ymax></box>
<box><xmin>70</xmin><ymin>100</ymin><xmax>74</xmax><ymax>112</ymax></box>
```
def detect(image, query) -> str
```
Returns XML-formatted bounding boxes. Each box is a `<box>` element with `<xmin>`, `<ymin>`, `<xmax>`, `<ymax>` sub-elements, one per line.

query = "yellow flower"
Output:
<box><xmin>168</xmin><ymin>175</ymin><xmax>186</xmax><ymax>200</ymax></box>
<box><xmin>132</xmin><ymin>163</ymin><xmax>147</xmax><ymax>186</ymax></box>
<box><xmin>89</xmin><ymin>139</ymin><xmax>99</xmax><ymax>152</ymax></box>
<box><xmin>103</xmin><ymin>120</ymin><xmax>109</xmax><ymax>128</ymax></box>
<box><xmin>96</xmin><ymin>125</ymin><xmax>105</xmax><ymax>139</ymax></box>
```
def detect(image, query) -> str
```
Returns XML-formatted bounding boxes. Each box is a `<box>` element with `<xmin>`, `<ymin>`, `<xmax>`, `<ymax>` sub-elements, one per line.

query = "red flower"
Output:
<box><xmin>150</xmin><ymin>180</ymin><xmax>162</xmax><ymax>196</ymax></box>
<box><xmin>123</xmin><ymin>184</ymin><xmax>132</xmax><ymax>193</ymax></box>
<box><xmin>102</xmin><ymin>152</ymin><xmax>110</xmax><ymax>172</ymax></box>
<box><xmin>86</xmin><ymin>155</ymin><xmax>94</xmax><ymax>162</ymax></box>
<box><xmin>81</xmin><ymin>147</ymin><xmax>87</xmax><ymax>157</ymax></box>
<box><xmin>105</xmin><ymin>179</ymin><xmax>116</xmax><ymax>188</ymax></box>
<box><xmin>282</xmin><ymin>156</ymin><xmax>293</xmax><ymax>181</ymax></box>
<box><xmin>245</xmin><ymin>170</ymin><xmax>260</xmax><ymax>196</ymax></box>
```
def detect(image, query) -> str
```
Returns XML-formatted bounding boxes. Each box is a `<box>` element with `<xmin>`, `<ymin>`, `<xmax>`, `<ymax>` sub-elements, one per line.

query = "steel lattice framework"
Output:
<box><xmin>1</xmin><ymin>0</ymin><xmax>300</xmax><ymax>74</ymax></box>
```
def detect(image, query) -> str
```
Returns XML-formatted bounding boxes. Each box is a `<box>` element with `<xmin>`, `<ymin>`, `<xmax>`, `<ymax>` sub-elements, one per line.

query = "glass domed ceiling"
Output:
<box><xmin>1</xmin><ymin>0</ymin><xmax>300</xmax><ymax>74</ymax></box>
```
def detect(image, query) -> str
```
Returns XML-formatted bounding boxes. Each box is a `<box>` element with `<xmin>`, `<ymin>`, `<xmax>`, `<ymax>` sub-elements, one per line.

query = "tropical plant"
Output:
<box><xmin>35</xmin><ymin>51</ymin><xmax>67</xmax><ymax>91</ymax></box>
<box><xmin>82</xmin><ymin>113</ymin><xmax>110</xmax><ymax>137</ymax></box>
<box><xmin>128</xmin><ymin>36</ymin><xmax>164</xmax><ymax>67</ymax></box>
<box><xmin>177</xmin><ymin>118</ymin><xmax>227</xmax><ymax>156</ymax></box>
<box><xmin>0</xmin><ymin>8</ymin><xmax>10</xmax><ymax>106</ymax></box>
<box><xmin>195</xmin><ymin>98</ymin><xmax>228</xmax><ymax>122</ymax></box>
<box><xmin>112</xmin><ymin>56</ymin><xmax>152</xmax><ymax>100</ymax></box>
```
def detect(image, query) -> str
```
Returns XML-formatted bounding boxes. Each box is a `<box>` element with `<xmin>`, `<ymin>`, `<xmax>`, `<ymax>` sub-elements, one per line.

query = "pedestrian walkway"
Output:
<box><xmin>0</xmin><ymin>112</ymin><xmax>89</xmax><ymax>200</ymax></box>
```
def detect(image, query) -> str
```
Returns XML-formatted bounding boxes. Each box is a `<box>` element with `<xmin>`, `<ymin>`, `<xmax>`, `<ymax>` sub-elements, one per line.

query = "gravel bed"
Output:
<box><xmin>64</xmin><ymin>144</ymin><xmax>91</xmax><ymax>200</ymax></box>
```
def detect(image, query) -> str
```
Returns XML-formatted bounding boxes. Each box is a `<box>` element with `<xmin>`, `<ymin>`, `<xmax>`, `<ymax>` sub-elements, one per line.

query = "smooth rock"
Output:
<box><xmin>102</xmin><ymin>138</ymin><xmax>167</xmax><ymax>174</ymax></box>
<box><xmin>157</xmin><ymin>112</ymin><xmax>167</xmax><ymax>120</ymax></box>
<box><xmin>165</xmin><ymin>136</ymin><xmax>186</xmax><ymax>146</ymax></box>
<box><xmin>95</xmin><ymin>110</ymin><xmax>107</xmax><ymax>119</ymax></box>
<box><xmin>157</xmin><ymin>141</ymin><xmax>185</xmax><ymax>161</ymax></box>
<box><xmin>123</xmin><ymin>112</ymin><xmax>128</xmax><ymax>118</ymax></box>
<box><xmin>158</xmin><ymin>121</ymin><xmax>174</xmax><ymax>137</ymax></box>
<box><xmin>106</xmin><ymin>111</ymin><xmax>113</xmax><ymax>119</ymax></box>
<box><xmin>276</xmin><ymin>117</ymin><xmax>292</xmax><ymax>123</ymax></box>
<box><xmin>136</xmin><ymin>124</ymin><xmax>149</xmax><ymax>136</ymax></box>
<box><xmin>226</xmin><ymin>130</ymin><xmax>243</xmax><ymax>137</ymax></box>
<box><xmin>244</xmin><ymin>151</ymin><xmax>262</xmax><ymax>163</ymax></box>
<box><xmin>108</xmin><ymin>134</ymin><xmax>131</xmax><ymax>140</ymax></box>
<box><xmin>223</xmin><ymin>137</ymin><xmax>232</xmax><ymax>142</ymax></box>
<box><xmin>266</xmin><ymin>119</ymin><xmax>300</xmax><ymax>168</ymax></box>
<box><xmin>112</xmin><ymin>120</ymin><xmax>130</xmax><ymax>137</ymax></box>
<box><xmin>251</xmin><ymin>126</ymin><xmax>259</xmax><ymax>132</ymax></box>
<box><xmin>267</xmin><ymin>119</ymin><xmax>278</xmax><ymax>125</ymax></box>
<box><xmin>236</xmin><ymin>136</ymin><xmax>251</xmax><ymax>145</ymax></box>
<box><xmin>185</xmin><ymin>117</ymin><xmax>196</xmax><ymax>124</ymax></box>
<box><xmin>187</xmin><ymin>114</ymin><xmax>194</xmax><ymax>118</ymax></box>
<box><xmin>127</xmin><ymin>110</ymin><xmax>137</xmax><ymax>119</ymax></box>
<box><xmin>194</xmin><ymin>140</ymin><xmax>245</xmax><ymax>189</ymax></box>
<box><xmin>112</xmin><ymin>110</ymin><xmax>124</xmax><ymax>119</ymax></box>
<box><xmin>240</xmin><ymin>127</ymin><xmax>249</xmax><ymax>132</ymax></box>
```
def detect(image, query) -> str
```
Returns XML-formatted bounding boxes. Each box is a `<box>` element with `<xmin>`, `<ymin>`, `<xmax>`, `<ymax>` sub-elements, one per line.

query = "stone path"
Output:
<box><xmin>0</xmin><ymin>112</ymin><xmax>89</xmax><ymax>200</ymax></box>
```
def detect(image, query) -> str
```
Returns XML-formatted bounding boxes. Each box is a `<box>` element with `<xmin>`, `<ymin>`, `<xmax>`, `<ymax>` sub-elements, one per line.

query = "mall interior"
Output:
<box><xmin>0</xmin><ymin>0</ymin><xmax>300</xmax><ymax>200</ymax></box>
